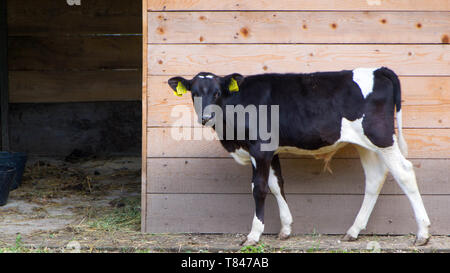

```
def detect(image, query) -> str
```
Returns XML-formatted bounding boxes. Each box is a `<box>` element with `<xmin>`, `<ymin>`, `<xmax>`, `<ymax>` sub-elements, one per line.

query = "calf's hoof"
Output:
<box><xmin>240</xmin><ymin>238</ymin><xmax>258</xmax><ymax>247</ymax></box>
<box><xmin>414</xmin><ymin>235</ymin><xmax>430</xmax><ymax>246</ymax></box>
<box><xmin>342</xmin><ymin>234</ymin><xmax>358</xmax><ymax>242</ymax></box>
<box><xmin>278</xmin><ymin>232</ymin><xmax>290</xmax><ymax>240</ymax></box>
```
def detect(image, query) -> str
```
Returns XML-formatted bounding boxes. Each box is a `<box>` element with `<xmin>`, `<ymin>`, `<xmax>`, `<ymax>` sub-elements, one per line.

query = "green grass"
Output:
<box><xmin>0</xmin><ymin>234</ymin><xmax>50</xmax><ymax>253</ymax></box>
<box><xmin>306</xmin><ymin>241</ymin><xmax>321</xmax><ymax>253</ymax></box>
<box><xmin>88</xmin><ymin>197</ymin><xmax>141</xmax><ymax>232</ymax></box>
<box><xmin>240</xmin><ymin>243</ymin><xmax>267</xmax><ymax>253</ymax></box>
<box><xmin>134</xmin><ymin>249</ymin><xmax>152</xmax><ymax>253</ymax></box>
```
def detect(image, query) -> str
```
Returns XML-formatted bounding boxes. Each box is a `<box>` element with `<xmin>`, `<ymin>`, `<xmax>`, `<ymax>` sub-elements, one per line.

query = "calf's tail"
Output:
<box><xmin>379</xmin><ymin>67</ymin><xmax>408</xmax><ymax>157</ymax></box>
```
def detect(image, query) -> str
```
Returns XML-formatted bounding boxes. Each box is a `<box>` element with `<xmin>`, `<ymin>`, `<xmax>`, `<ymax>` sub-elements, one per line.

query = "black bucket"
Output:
<box><xmin>0</xmin><ymin>165</ymin><xmax>16</xmax><ymax>206</ymax></box>
<box><xmin>0</xmin><ymin>152</ymin><xmax>28</xmax><ymax>190</ymax></box>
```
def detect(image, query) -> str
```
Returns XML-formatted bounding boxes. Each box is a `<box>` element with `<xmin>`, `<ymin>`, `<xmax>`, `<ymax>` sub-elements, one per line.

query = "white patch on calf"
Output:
<box><xmin>247</xmin><ymin>214</ymin><xmax>265</xmax><ymax>242</ymax></box>
<box><xmin>338</xmin><ymin>117</ymin><xmax>392</xmax><ymax>151</ymax></box>
<box><xmin>230</xmin><ymin>148</ymin><xmax>251</xmax><ymax>165</ymax></box>
<box><xmin>250</xmin><ymin>157</ymin><xmax>257</xmax><ymax>169</ymax></box>
<box><xmin>268</xmin><ymin>167</ymin><xmax>292</xmax><ymax>237</ymax></box>
<box><xmin>353</xmin><ymin>67</ymin><xmax>378</xmax><ymax>99</ymax></box>
<box><xmin>276</xmin><ymin>143</ymin><xmax>346</xmax><ymax>157</ymax></box>
<box><xmin>396</xmin><ymin>109</ymin><xmax>408</xmax><ymax>156</ymax></box>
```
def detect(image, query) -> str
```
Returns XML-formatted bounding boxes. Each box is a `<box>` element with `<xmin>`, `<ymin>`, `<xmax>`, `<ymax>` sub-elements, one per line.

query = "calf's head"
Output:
<box><xmin>168</xmin><ymin>72</ymin><xmax>244</xmax><ymax>125</ymax></box>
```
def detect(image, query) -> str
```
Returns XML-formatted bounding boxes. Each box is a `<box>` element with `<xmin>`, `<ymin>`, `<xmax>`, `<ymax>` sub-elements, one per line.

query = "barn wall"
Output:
<box><xmin>9</xmin><ymin>101</ymin><xmax>141</xmax><ymax>156</ymax></box>
<box><xmin>6</xmin><ymin>0</ymin><xmax>142</xmax><ymax>155</ymax></box>
<box><xmin>143</xmin><ymin>1</ymin><xmax>450</xmax><ymax>234</ymax></box>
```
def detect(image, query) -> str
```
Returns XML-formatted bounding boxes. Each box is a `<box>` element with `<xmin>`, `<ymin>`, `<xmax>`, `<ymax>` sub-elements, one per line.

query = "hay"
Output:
<box><xmin>13</xmin><ymin>161</ymin><xmax>95</xmax><ymax>202</ymax></box>
<box><xmin>14</xmin><ymin>159</ymin><xmax>139</xmax><ymax>203</ymax></box>
<box><xmin>2</xmin><ymin>157</ymin><xmax>142</xmax><ymax>249</ymax></box>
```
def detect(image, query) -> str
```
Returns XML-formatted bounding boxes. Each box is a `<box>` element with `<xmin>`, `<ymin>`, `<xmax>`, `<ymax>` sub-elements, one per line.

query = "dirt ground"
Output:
<box><xmin>0</xmin><ymin>156</ymin><xmax>448</xmax><ymax>253</ymax></box>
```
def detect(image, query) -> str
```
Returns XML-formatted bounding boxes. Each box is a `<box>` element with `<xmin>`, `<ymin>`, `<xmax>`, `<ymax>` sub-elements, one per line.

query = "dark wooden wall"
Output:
<box><xmin>6</xmin><ymin>0</ymin><xmax>142</xmax><ymax>155</ymax></box>
<box><xmin>143</xmin><ymin>0</ymin><xmax>450</xmax><ymax>235</ymax></box>
<box><xmin>8</xmin><ymin>0</ymin><xmax>141</xmax><ymax>103</ymax></box>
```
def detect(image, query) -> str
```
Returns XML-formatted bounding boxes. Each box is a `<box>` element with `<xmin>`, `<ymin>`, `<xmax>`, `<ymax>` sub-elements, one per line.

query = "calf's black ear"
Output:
<box><xmin>168</xmin><ymin>77</ymin><xmax>191</xmax><ymax>97</ymax></box>
<box><xmin>222</xmin><ymin>73</ymin><xmax>244</xmax><ymax>92</ymax></box>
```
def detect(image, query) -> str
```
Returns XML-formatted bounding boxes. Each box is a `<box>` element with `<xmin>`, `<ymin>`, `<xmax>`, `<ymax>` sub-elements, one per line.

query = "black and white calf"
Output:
<box><xmin>168</xmin><ymin>67</ymin><xmax>431</xmax><ymax>246</ymax></box>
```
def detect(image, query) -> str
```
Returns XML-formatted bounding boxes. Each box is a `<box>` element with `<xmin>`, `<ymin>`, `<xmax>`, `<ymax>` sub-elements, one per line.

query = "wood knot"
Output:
<box><xmin>158</xmin><ymin>60</ymin><xmax>163</xmax><ymax>64</ymax></box>
<box><xmin>199</xmin><ymin>15</ymin><xmax>206</xmax><ymax>21</ymax></box>
<box><xmin>199</xmin><ymin>36</ymin><xmax>204</xmax><ymax>42</ymax></box>
<box><xmin>441</xmin><ymin>34</ymin><xmax>449</xmax><ymax>44</ymax></box>
<box><xmin>263</xmin><ymin>65</ymin><xmax>268</xmax><ymax>71</ymax></box>
<box><xmin>416</xmin><ymin>23</ymin><xmax>422</xmax><ymax>28</ymax></box>
<box><xmin>302</xmin><ymin>24</ymin><xmax>308</xmax><ymax>30</ymax></box>
<box><xmin>330</xmin><ymin>23</ymin><xmax>337</xmax><ymax>29</ymax></box>
<box><xmin>156</xmin><ymin>27</ymin><xmax>164</xmax><ymax>35</ymax></box>
<box><xmin>380</xmin><ymin>19</ymin><xmax>387</xmax><ymax>24</ymax></box>
<box><xmin>240</xmin><ymin>27</ymin><xmax>249</xmax><ymax>37</ymax></box>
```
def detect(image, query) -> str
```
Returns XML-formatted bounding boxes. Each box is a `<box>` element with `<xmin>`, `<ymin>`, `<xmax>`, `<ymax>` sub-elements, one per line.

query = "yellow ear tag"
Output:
<box><xmin>175</xmin><ymin>81</ymin><xmax>187</xmax><ymax>97</ymax></box>
<box><xmin>229</xmin><ymin>78</ymin><xmax>239</xmax><ymax>92</ymax></box>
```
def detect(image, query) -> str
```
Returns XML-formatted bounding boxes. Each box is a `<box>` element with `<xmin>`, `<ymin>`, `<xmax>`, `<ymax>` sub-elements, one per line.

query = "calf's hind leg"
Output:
<box><xmin>343</xmin><ymin>146</ymin><xmax>388</xmax><ymax>241</ymax></box>
<box><xmin>268</xmin><ymin>155</ymin><xmax>293</xmax><ymax>240</ymax></box>
<box><xmin>377</xmin><ymin>141</ymin><xmax>431</xmax><ymax>245</ymax></box>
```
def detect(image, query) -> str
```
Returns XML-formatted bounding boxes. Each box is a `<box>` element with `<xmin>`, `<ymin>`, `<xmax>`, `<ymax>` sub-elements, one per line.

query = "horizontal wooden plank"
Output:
<box><xmin>402</xmin><ymin>105</ymin><xmax>449</xmax><ymax>128</ymax></box>
<box><xmin>148</xmin><ymin>44</ymin><xmax>450</xmax><ymax>76</ymax></box>
<box><xmin>405</xmin><ymin>129</ymin><xmax>450</xmax><ymax>158</ymax></box>
<box><xmin>399</xmin><ymin>77</ymin><xmax>450</xmax><ymax>105</ymax></box>
<box><xmin>8</xmin><ymin>36</ymin><xmax>141</xmax><ymax>71</ymax></box>
<box><xmin>147</xmin><ymin>0</ymin><xmax>450</xmax><ymax>11</ymax></box>
<box><xmin>147</xmin><ymin>128</ymin><xmax>450</xmax><ymax>158</ymax></box>
<box><xmin>8</xmin><ymin>0</ymin><xmax>140</xmax><ymax>35</ymax></box>
<box><xmin>149</xmin><ymin>102</ymin><xmax>448</xmax><ymax>128</ymax></box>
<box><xmin>149</xmin><ymin>11</ymin><xmax>450</xmax><ymax>44</ymax></box>
<box><xmin>147</xmin><ymin>76</ymin><xmax>450</xmax><ymax>128</ymax></box>
<box><xmin>147</xmin><ymin>158</ymin><xmax>449</xmax><ymax>195</ymax></box>
<box><xmin>148</xmin><ymin>75</ymin><xmax>450</xmax><ymax>106</ymax></box>
<box><xmin>9</xmin><ymin>71</ymin><xmax>141</xmax><ymax>103</ymax></box>
<box><xmin>146</xmin><ymin>194</ymin><xmax>450</xmax><ymax>234</ymax></box>
<box><xmin>147</xmin><ymin>126</ymin><xmax>357</xmax><ymax>158</ymax></box>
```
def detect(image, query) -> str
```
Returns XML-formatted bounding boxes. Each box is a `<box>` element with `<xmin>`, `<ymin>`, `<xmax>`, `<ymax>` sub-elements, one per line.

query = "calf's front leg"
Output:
<box><xmin>241</xmin><ymin>154</ymin><xmax>272</xmax><ymax>246</ymax></box>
